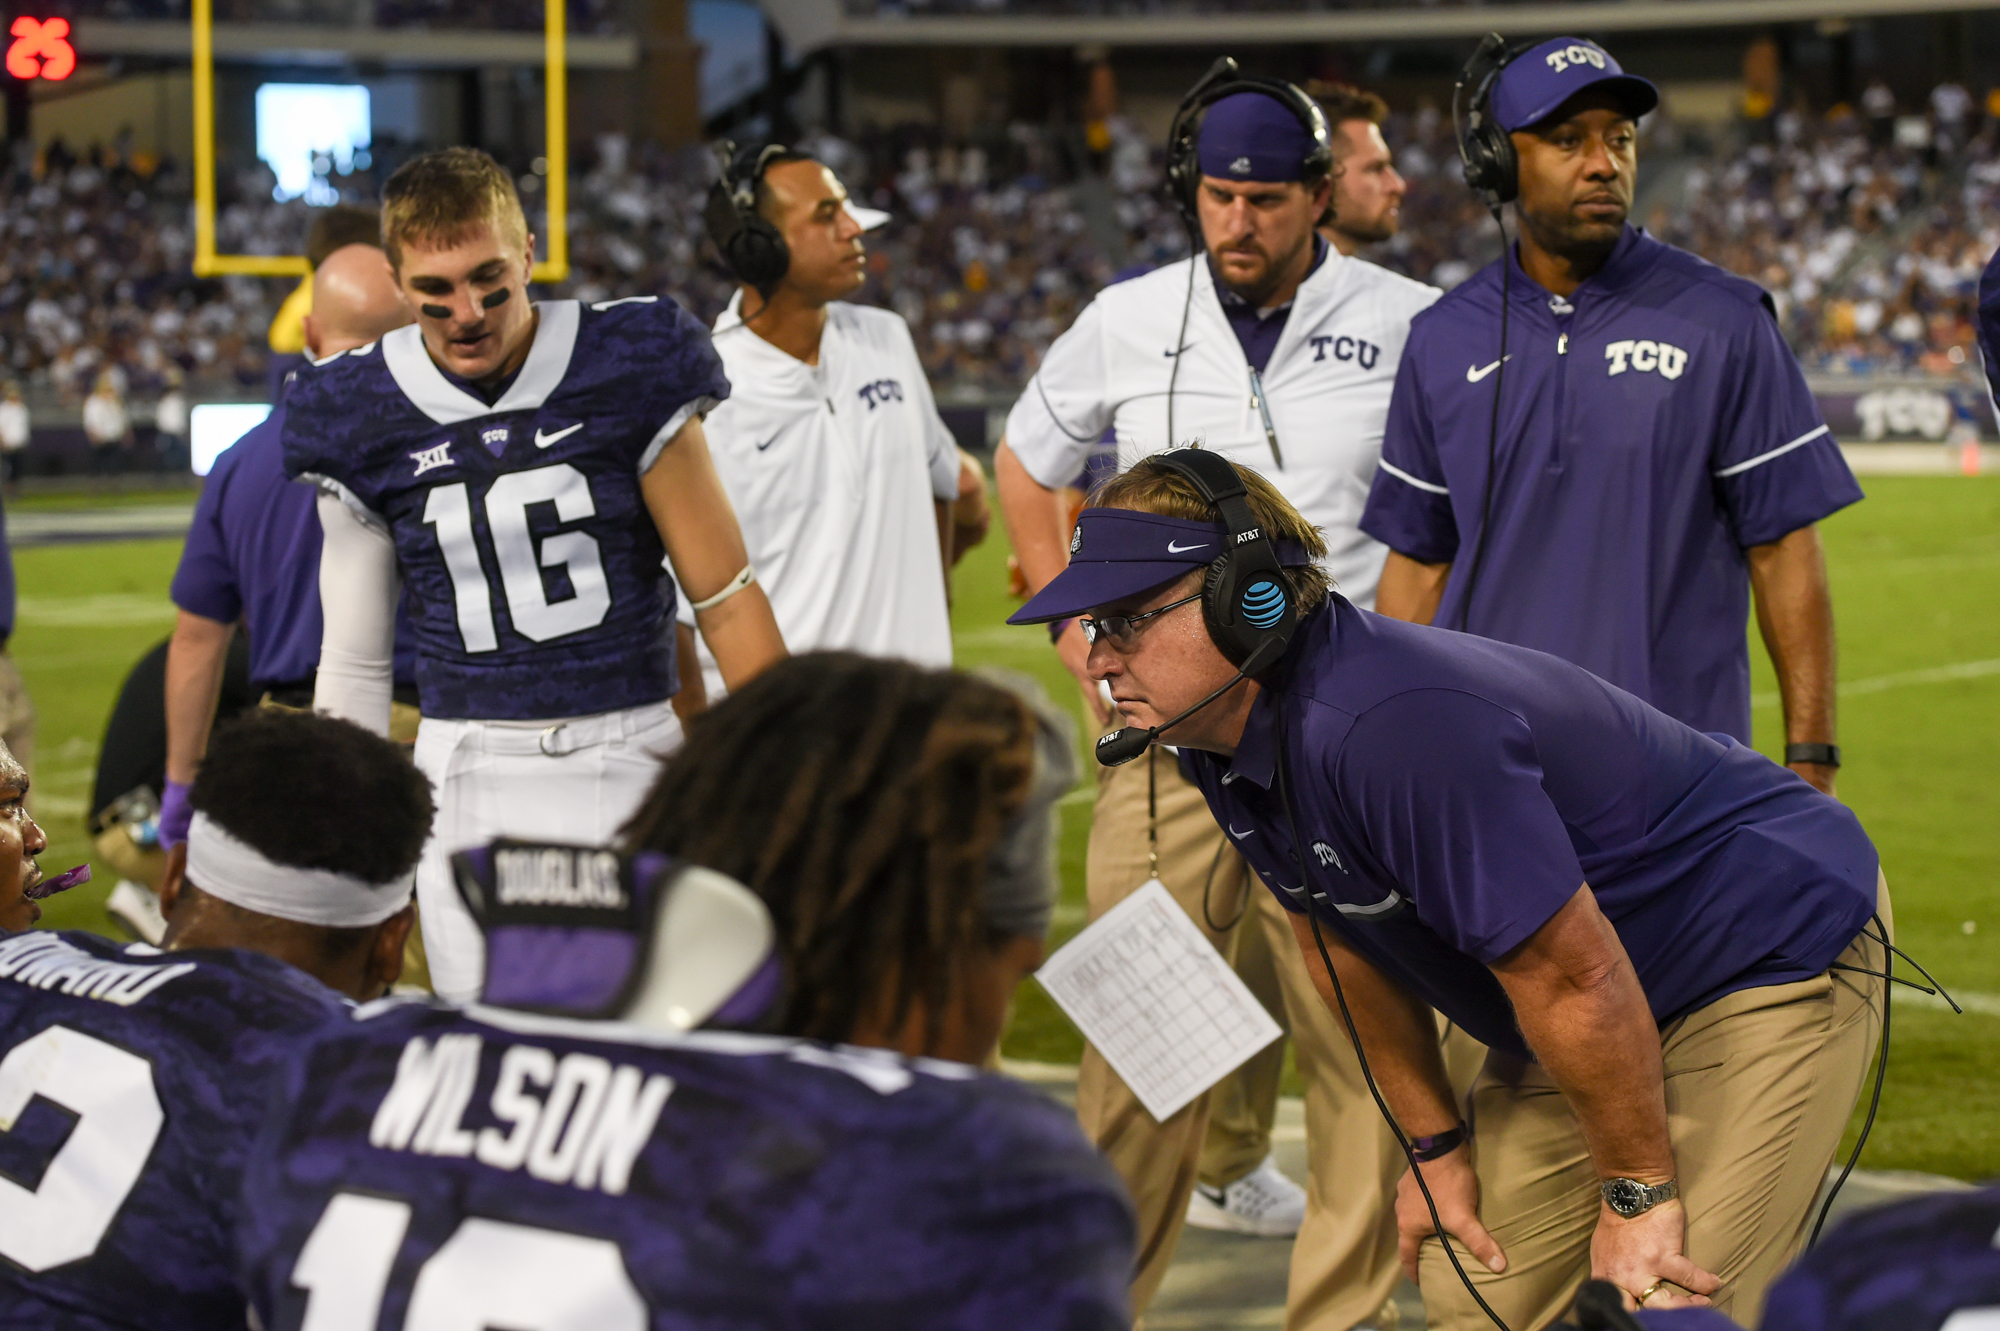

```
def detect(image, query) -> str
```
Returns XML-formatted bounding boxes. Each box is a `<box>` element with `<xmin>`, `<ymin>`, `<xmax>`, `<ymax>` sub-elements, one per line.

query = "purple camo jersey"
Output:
<box><xmin>0</xmin><ymin>931</ymin><xmax>347</xmax><ymax>1331</ymax></box>
<box><xmin>281</xmin><ymin>296</ymin><xmax>730</xmax><ymax>721</ymax></box>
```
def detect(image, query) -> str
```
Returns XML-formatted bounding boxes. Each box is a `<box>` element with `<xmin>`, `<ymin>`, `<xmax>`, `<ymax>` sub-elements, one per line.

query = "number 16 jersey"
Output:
<box><xmin>283</xmin><ymin>297</ymin><xmax>731</xmax><ymax>721</ymax></box>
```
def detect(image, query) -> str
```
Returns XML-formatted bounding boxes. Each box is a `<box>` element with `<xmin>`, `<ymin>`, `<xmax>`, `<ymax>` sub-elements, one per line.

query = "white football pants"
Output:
<box><xmin>411</xmin><ymin>700</ymin><xmax>683</xmax><ymax>1002</ymax></box>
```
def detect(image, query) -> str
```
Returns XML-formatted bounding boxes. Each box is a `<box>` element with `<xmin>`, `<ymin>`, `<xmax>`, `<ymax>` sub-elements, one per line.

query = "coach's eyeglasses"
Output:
<box><xmin>1080</xmin><ymin>591</ymin><xmax>1204</xmax><ymax>652</ymax></box>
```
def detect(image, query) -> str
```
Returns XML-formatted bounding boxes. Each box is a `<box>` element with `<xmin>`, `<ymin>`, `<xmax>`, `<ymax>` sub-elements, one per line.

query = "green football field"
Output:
<box><xmin>16</xmin><ymin>474</ymin><xmax>2000</xmax><ymax>1178</ymax></box>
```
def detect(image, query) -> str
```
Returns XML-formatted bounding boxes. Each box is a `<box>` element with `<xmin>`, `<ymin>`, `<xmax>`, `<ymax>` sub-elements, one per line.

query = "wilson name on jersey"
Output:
<box><xmin>238</xmin><ymin>1000</ymin><xmax>1135</xmax><ymax>1330</ymax></box>
<box><xmin>0</xmin><ymin>931</ymin><xmax>347</xmax><ymax>1331</ymax></box>
<box><xmin>283</xmin><ymin>297</ymin><xmax>730</xmax><ymax>721</ymax></box>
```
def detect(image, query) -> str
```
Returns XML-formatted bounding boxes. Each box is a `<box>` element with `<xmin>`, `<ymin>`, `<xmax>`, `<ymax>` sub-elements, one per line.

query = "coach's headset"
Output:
<box><xmin>1154</xmin><ymin>61</ymin><xmax>1333</xmax><ymax>457</ymax></box>
<box><xmin>1092</xmin><ymin>448</ymin><xmax>1297</xmax><ymax>768</ymax></box>
<box><xmin>703</xmin><ymin>140</ymin><xmax>794</xmax><ymax>299</ymax></box>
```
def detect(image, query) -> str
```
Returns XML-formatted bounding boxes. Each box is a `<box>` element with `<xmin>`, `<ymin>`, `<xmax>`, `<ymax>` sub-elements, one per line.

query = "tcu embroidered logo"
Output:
<box><xmin>410</xmin><ymin>442</ymin><xmax>455</xmax><ymax>476</ymax></box>
<box><xmin>1312</xmin><ymin>841</ymin><xmax>1344</xmax><ymax>871</ymax></box>
<box><xmin>1545</xmin><ymin>43</ymin><xmax>1608</xmax><ymax>74</ymax></box>
<box><xmin>1070</xmin><ymin>526</ymin><xmax>1083</xmax><ymax>554</ymax></box>
<box><xmin>858</xmin><ymin>379</ymin><xmax>904</xmax><ymax>410</ymax></box>
<box><xmin>1605</xmin><ymin>339</ymin><xmax>1689</xmax><ymax>380</ymax></box>
<box><xmin>1309</xmin><ymin>334</ymin><xmax>1381</xmax><ymax>370</ymax></box>
<box><xmin>479</xmin><ymin>425</ymin><xmax>510</xmax><ymax>455</ymax></box>
<box><xmin>1230</xmin><ymin>156</ymin><xmax>1253</xmax><ymax>176</ymax></box>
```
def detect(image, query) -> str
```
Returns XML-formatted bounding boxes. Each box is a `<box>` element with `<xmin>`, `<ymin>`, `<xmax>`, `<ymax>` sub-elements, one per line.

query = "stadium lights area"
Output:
<box><xmin>255</xmin><ymin>83</ymin><xmax>372</xmax><ymax>206</ymax></box>
<box><xmin>190</xmin><ymin>403</ymin><xmax>274</xmax><ymax>477</ymax></box>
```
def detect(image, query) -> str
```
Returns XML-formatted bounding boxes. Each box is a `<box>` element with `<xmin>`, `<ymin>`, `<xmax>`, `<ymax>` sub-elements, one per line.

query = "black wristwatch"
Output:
<box><xmin>1601</xmin><ymin>1177</ymin><xmax>1678</xmax><ymax>1218</ymax></box>
<box><xmin>1784</xmin><ymin>743</ymin><xmax>1841</xmax><ymax>768</ymax></box>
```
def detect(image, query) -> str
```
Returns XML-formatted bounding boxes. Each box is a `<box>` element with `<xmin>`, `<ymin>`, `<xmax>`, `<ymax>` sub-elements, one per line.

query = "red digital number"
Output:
<box><xmin>8</xmin><ymin>17</ymin><xmax>76</xmax><ymax>82</ymax></box>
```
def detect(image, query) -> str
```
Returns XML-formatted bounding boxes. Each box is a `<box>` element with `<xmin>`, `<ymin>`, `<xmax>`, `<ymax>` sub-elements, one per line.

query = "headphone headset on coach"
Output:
<box><xmin>1153</xmin><ymin>448</ymin><xmax>1299</xmax><ymax>674</ymax></box>
<box><xmin>1163</xmin><ymin>58</ymin><xmax>1335</xmax><ymax>238</ymax></box>
<box><xmin>1453</xmin><ymin>33</ymin><xmax>1534</xmax><ymax>208</ymax></box>
<box><xmin>704</xmin><ymin>140</ymin><xmax>795</xmax><ymax>298</ymax></box>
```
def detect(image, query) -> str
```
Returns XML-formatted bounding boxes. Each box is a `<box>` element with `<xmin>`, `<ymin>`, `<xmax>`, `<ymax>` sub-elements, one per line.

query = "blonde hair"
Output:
<box><xmin>379</xmin><ymin>147</ymin><xmax>529</xmax><ymax>270</ymax></box>
<box><xmin>1094</xmin><ymin>454</ymin><xmax>1334</xmax><ymax>616</ymax></box>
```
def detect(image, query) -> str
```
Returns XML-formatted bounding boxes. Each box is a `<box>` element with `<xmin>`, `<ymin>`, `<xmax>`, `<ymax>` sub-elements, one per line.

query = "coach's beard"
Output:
<box><xmin>1212</xmin><ymin>233</ymin><xmax>1311</xmax><ymax>311</ymax></box>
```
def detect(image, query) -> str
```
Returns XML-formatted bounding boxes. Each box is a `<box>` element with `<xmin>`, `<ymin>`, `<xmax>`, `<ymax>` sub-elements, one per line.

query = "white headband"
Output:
<box><xmin>184</xmin><ymin>811</ymin><xmax>414</xmax><ymax>928</ymax></box>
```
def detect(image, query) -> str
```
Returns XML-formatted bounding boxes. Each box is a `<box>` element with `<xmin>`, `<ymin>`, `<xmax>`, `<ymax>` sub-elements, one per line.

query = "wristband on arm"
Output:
<box><xmin>158</xmin><ymin>780</ymin><xmax>194</xmax><ymax>849</ymax></box>
<box><xmin>1409</xmin><ymin>1122</ymin><xmax>1469</xmax><ymax>1163</ymax></box>
<box><xmin>1784</xmin><ymin>742</ymin><xmax>1841</xmax><ymax>768</ymax></box>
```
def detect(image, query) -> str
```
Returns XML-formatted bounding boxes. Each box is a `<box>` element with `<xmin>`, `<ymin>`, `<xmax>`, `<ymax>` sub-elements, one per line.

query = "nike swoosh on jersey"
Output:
<box><xmin>754</xmin><ymin>434</ymin><xmax>780</xmax><ymax>452</ymax></box>
<box><xmin>1166</xmin><ymin>540</ymin><xmax>1210</xmax><ymax>554</ymax></box>
<box><xmin>1228</xmin><ymin>824</ymin><xmax>1255</xmax><ymax>839</ymax></box>
<box><xmin>534</xmin><ymin>422</ymin><xmax>584</xmax><ymax>448</ymax></box>
<box><xmin>1163</xmin><ymin>343</ymin><xmax>1191</xmax><ymax>357</ymax></box>
<box><xmin>1465</xmin><ymin>356</ymin><xmax>1513</xmax><ymax>383</ymax></box>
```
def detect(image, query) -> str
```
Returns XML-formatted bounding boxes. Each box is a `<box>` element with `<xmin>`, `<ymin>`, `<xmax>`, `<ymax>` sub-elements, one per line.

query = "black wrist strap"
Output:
<box><xmin>1409</xmin><ymin>1123</ymin><xmax>1469</xmax><ymax>1163</ymax></box>
<box><xmin>1785</xmin><ymin>742</ymin><xmax>1841</xmax><ymax>768</ymax></box>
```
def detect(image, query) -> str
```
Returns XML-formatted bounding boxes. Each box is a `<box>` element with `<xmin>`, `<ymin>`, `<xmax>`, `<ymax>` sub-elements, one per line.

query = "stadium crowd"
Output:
<box><xmin>4</xmin><ymin>80</ymin><xmax>1997</xmax><ymax>422</ymax></box>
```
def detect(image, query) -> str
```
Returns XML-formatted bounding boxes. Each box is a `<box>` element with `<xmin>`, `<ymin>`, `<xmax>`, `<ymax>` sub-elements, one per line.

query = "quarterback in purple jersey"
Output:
<box><xmin>287</xmin><ymin>148</ymin><xmax>785</xmax><ymax>1003</ymax></box>
<box><xmin>0</xmin><ymin>711</ymin><xmax>431</xmax><ymax>1331</ymax></box>
<box><xmin>236</xmin><ymin>656</ymin><xmax>1135</xmax><ymax>1330</ymax></box>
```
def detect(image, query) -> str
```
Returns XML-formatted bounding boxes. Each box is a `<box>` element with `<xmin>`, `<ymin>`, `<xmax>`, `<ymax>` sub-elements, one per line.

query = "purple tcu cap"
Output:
<box><xmin>1007</xmin><ymin>508</ymin><xmax>1311</xmax><ymax>625</ymax></box>
<box><xmin>1490</xmin><ymin>38</ymin><xmax>1659</xmax><ymax>133</ymax></box>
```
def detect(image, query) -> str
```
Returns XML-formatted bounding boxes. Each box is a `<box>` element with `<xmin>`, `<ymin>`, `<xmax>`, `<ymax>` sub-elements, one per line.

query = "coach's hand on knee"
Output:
<box><xmin>1590</xmin><ymin>1197</ymin><xmax>1720</xmax><ymax>1311</ymax></box>
<box><xmin>1396</xmin><ymin>1149</ymin><xmax>1506</xmax><ymax>1283</ymax></box>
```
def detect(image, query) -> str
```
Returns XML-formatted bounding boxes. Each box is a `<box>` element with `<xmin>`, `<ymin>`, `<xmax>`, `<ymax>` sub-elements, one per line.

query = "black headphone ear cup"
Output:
<box><xmin>1466</xmin><ymin>123</ymin><xmax>1518</xmax><ymax>204</ymax></box>
<box><xmin>726</xmin><ymin>217</ymin><xmax>790</xmax><ymax>293</ymax></box>
<box><xmin>1202</xmin><ymin>556</ymin><xmax>1244</xmax><ymax>664</ymax></box>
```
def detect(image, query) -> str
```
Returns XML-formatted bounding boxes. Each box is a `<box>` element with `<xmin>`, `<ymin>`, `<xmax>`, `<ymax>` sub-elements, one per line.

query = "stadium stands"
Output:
<box><xmin>3</xmin><ymin>88</ymin><xmax>1993</xmax><ymax>452</ymax></box>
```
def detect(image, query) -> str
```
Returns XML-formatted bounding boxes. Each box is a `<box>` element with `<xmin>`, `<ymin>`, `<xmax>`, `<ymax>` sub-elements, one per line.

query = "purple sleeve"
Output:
<box><xmin>170</xmin><ymin>451</ymin><xmax>243</xmax><ymax>624</ymax></box>
<box><xmin>1709</xmin><ymin>302</ymin><xmax>1863</xmax><ymax>549</ymax></box>
<box><xmin>1335</xmin><ymin>689</ymin><xmax>1583</xmax><ymax>962</ymax></box>
<box><xmin>1360</xmin><ymin>350</ymin><xmax>1459</xmax><ymax>564</ymax></box>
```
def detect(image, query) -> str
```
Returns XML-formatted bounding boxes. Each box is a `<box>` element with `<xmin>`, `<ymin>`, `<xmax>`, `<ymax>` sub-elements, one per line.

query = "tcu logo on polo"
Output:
<box><xmin>1545</xmin><ymin>44</ymin><xmax>1608</xmax><ymax>74</ymax></box>
<box><xmin>1309</xmin><ymin>335</ymin><xmax>1381</xmax><ymax>370</ymax></box>
<box><xmin>857</xmin><ymin>379</ymin><xmax>904</xmax><ymax>410</ymax></box>
<box><xmin>1312</xmin><ymin>841</ymin><xmax>1345</xmax><ymax>871</ymax></box>
<box><xmin>1605</xmin><ymin>339</ymin><xmax>1689</xmax><ymax>380</ymax></box>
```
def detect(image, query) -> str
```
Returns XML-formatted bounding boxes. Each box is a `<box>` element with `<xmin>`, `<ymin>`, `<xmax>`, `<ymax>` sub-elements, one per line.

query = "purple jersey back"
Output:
<box><xmin>0</xmin><ymin>931</ymin><xmax>345</xmax><ymax>1331</ymax></box>
<box><xmin>1753</xmin><ymin>1185</ymin><xmax>2000</xmax><ymax>1330</ymax></box>
<box><xmin>237</xmin><ymin>1000</ymin><xmax>1134</xmax><ymax>1330</ymax></box>
<box><xmin>282</xmin><ymin>297</ymin><xmax>730</xmax><ymax>721</ymax></box>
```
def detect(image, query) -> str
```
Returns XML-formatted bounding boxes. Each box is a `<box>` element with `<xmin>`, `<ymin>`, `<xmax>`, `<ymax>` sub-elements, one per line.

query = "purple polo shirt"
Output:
<box><xmin>1361</xmin><ymin>227</ymin><xmax>1863</xmax><ymax>741</ymax></box>
<box><xmin>172</xmin><ymin>404</ymin><xmax>416</xmax><ymax>690</ymax></box>
<box><xmin>1182</xmin><ymin>597</ymin><xmax>1879</xmax><ymax>1061</ymax></box>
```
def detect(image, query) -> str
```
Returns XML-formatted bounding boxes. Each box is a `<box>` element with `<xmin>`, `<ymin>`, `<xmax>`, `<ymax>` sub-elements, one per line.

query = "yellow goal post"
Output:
<box><xmin>189</xmin><ymin>0</ymin><xmax>569</xmax><ymax>282</ymax></box>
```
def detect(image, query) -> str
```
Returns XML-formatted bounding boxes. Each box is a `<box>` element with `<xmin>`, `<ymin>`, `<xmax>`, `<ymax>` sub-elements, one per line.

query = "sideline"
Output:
<box><xmin>1753</xmin><ymin>657</ymin><xmax>2000</xmax><ymax>709</ymax></box>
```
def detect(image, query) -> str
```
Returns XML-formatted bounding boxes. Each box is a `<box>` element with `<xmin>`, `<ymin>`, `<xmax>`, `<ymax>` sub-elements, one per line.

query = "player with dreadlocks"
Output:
<box><xmin>234</xmin><ymin>654</ymin><xmax>1136</xmax><ymax>1330</ymax></box>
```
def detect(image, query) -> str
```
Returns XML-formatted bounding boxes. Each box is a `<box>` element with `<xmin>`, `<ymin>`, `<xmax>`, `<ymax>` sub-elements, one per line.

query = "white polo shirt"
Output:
<box><xmin>690</xmin><ymin>294</ymin><xmax>959</xmax><ymax>698</ymax></box>
<box><xmin>1004</xmin><ymin>251</ymin><xmax>1439</xmax><ymax>608</ymax></box>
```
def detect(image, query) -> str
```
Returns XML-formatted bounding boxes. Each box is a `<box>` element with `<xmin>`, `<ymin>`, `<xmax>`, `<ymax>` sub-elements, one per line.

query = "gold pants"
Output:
<box><xmin>1077</xmin><ymin>745</ymin><xmax>1483</xmax><ymax>1328</ymax></box>
<box><xmin>1419</xmin><ymin>874</ymin><xmax>1892</xmax><ymax>1330</ymax></box>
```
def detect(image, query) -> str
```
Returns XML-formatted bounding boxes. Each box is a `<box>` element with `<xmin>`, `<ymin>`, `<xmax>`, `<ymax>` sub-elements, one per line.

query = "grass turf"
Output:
<box><xmin>14</xmin><ymin>476</ymin><xmax>1999</xmax><ymax>1177</ymax></box>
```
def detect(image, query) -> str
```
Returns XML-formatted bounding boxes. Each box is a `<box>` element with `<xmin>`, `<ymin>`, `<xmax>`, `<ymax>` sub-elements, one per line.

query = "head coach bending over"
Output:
<box><xmin>1013</xmin><ymin>450</ymin><xmax>1888</xmax><ymax>1330</ymax></box>
<box><xmin>1363</xmin><ymin>38</ymin><xmax>1861</xmax><ymax>796</ymax></box>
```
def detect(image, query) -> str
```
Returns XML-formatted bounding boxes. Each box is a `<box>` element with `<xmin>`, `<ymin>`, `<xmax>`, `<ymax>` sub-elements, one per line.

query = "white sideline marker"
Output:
<box><xmin>1037</xmin><ymin>878</ymin><xmax>1282</xmax><ymax>1122</ymax></box>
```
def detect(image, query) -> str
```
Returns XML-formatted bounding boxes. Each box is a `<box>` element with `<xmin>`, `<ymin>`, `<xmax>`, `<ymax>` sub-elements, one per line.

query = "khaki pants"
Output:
<box><xmin>1420</xmin><ymin>874</ymin><xmax>1892</xmax><ymax>1331</ymax></box>
<box><xmin>1077</xmin><ymin>745</ymin><xmax>1483</xmax><ymax>1328</ymax></box>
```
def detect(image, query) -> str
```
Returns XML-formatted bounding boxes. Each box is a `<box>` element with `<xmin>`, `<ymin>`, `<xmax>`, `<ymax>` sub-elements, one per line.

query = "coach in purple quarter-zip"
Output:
<box><xmin>1363</xmin><ymin>36</ymin><xmax>1861</xmax><ymax>798</ymax></box>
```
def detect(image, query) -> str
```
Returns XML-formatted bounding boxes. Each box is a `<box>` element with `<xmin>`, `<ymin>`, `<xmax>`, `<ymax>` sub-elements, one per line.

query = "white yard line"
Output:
<box><xmin>1753</xmin><ymin>657</ymin><xmax>2000</xmax><ymax>709</ymax></box>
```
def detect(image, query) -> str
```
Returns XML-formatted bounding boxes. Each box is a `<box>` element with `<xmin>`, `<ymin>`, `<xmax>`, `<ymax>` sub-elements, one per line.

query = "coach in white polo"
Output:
<box><xmin>996</xmin><ymin>81</ymin><xmax>1473</xmax><ymax>1328</ymax></box>
<box><xmin>688</xmin><ymin>145</ymin><xmax>959</xmax><ymax>700</ymax></box>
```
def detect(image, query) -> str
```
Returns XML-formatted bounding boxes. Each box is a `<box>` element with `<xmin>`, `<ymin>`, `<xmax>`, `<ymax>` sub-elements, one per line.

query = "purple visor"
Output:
<box><xmin>1008</xmin><ymin>508</ymin><xmax>1313</xmax><ymax>625</ymax></box>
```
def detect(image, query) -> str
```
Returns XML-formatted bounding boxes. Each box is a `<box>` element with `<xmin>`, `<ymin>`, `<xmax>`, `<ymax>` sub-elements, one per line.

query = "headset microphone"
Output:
<box><xmin>1094</xmin><ymin>638</ymin><xmax>1284</xmax><ymax>768</ymax></box>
